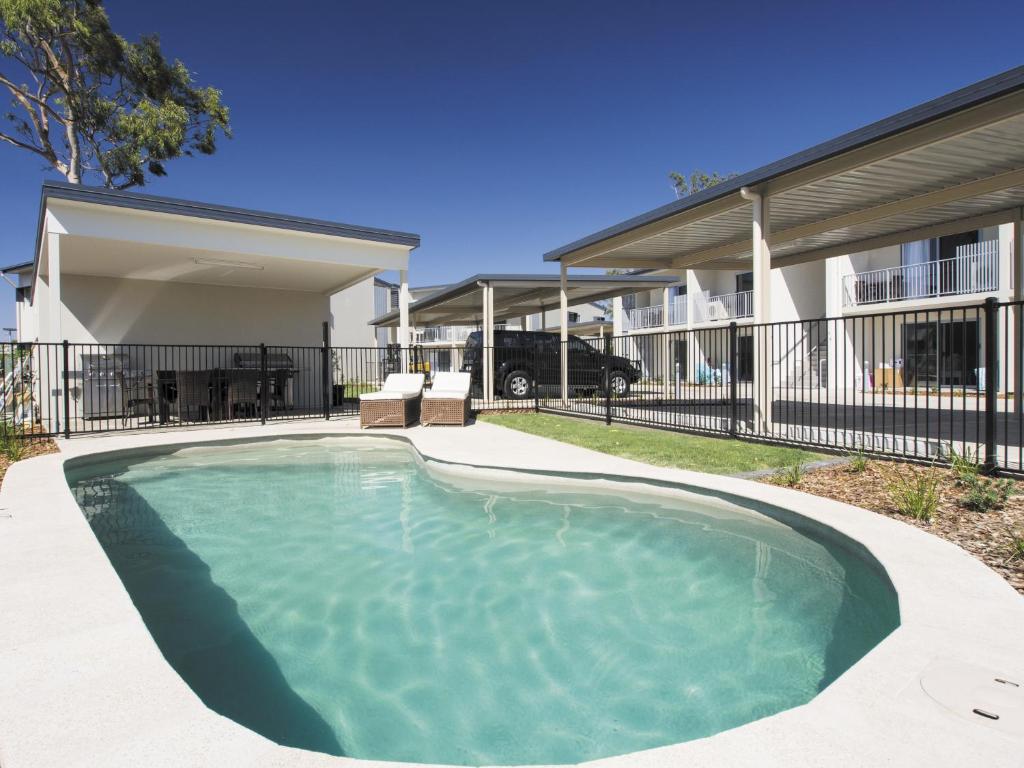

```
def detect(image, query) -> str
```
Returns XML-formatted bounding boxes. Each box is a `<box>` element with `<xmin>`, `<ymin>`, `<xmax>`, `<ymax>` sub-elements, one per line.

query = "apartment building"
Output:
<box><xmin>612</xmin><ymin>224</ymin><xmax>1015</xmax><ymax>391</ymax></box>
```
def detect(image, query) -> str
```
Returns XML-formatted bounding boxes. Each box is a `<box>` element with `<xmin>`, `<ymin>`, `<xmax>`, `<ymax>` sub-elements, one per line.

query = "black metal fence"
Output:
<box><xmin>529</xmin><ymin>298</ymin><xmax>1021</xmax><ymax>474</ymax></box>
<box><xmin>2</xmin><ymin>299</ymin><xmax>1021</xmax><ymax>473</ymax></box>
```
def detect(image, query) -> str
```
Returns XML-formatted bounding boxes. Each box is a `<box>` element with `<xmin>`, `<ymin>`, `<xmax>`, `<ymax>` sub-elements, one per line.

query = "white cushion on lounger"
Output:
<box><xmin>359</xmin><ymin>390</ymin><xmax>420</xmax><ymax>401</ymax></box>
<box><xmin>382</xmin><ymin>373</ymin><xmax>425</xmax><ymax>392</ymax></box>
<box><xmin>423</xmin><ymin>389</ymin><xmax>467</xmax><ymax>399</ymax></box>
<box><xmin>359</xmin><ymin>373</ymin><xmax>425</xmax><ymax>401</ymax></box>
<box><xmin>426</xmin><ymin>372</ymin><xmax>471</xmax><ymax>398</ymax></box>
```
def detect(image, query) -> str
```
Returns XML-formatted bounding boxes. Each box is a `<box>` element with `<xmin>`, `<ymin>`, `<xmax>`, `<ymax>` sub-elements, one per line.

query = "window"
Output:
<box><xmin>735</xmin><ymin>272</ymin><xmax>753</xmax><ymax>293</ymax></box>
<box><xmin>567</xmin><ymin>311</ymin><xmax>580</xmax><ymax>323</ymax></box>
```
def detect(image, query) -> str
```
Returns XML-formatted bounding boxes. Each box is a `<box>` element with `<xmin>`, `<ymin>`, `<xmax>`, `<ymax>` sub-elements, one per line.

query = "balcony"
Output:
<box><xmin>842</xmin><ymin>240</ymin><xmax>999</xmax><ymax>308</ymax></box>
<box><xmin>415</xmin><ymin>325</ymin><xmax>474</xmax><ymax>344</ymax></box>
<box><xmin>626</xmin><ymin>296</ymin><xmax>687</xmax><ymax>330</ymax></box>
<box><xmin>692</xmin><ymin>290</ymin><xmax>753</xmax><ymax>322</ymax></box>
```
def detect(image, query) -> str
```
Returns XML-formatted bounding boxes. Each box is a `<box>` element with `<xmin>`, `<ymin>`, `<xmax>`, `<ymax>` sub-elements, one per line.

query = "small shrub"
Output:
<box><xmin>1007</xmin><ymin>528</ymin><xmax>1024</xmax><ymax>564</ymax></box>
<box><xmin>886</xmin><ymin>469</ymin><xmax>940</xmax><ymax>521</ymax></box>
<box><xmin>847</xmin><ymin>451</ymin><xmax>868</xmax><ymax>473</ymax></box>
<box><xmin>0</xmin><ymin>420</ymin><xmax>25</xmax><ymax>462</ymax></box>
<box><xmin>961</xmin><ymin>477</ymin><xmax>1015</xmax><ymax>513</ymax></box>
<box><xmin>775</xmin><ymin>460</ymin><xmax>807</xmax><ymax>487</ymax></box>
<box><xmin>948</xmin><ymin>445</ymin><xmax>981</xmax><ymax>487</ymax></box>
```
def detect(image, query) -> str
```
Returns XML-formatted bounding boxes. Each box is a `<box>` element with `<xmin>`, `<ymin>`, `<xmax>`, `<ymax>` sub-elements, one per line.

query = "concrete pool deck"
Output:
<box><xmin>1</xmin><ymin>418</ymin><xmax>1022</xmax><ymax>767</ymax></box>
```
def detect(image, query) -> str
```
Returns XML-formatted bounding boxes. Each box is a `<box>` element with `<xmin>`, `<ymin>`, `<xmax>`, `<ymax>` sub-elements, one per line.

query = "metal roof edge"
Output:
<box><xmin>39</xmin><ymin>180</ymin><xmax>422</xmax><ymax>247</ymax></box>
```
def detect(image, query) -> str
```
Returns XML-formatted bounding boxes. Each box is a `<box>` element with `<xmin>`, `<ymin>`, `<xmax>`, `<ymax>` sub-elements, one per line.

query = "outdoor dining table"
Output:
<box><xmin>155</xmin><ymin>368</ymin><xmax>301</xmax><ymax>423</ymax></box>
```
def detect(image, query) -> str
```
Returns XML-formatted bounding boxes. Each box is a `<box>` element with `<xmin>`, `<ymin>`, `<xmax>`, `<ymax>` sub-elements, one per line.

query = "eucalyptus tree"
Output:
<box><xmin>669</xmin><ymin>170</ymin><xmax>737</xmax><ymax>199</ymax></box>
<box><xmin>0</xmin><ymin>0</ymin><xmax>230</xmax><ymax>187</ymax></box>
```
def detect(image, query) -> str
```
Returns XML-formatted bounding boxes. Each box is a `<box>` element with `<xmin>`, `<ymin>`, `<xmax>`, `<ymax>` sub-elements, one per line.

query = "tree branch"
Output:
<box><xmin>0</xmin><ymin>128</ymin><xmax>58</xmax><ymax>166</ymax></box>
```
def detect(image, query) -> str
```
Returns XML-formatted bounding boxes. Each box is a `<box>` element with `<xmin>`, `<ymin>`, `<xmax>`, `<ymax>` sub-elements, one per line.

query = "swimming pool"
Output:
<box><xmin>67</xmin><ymin>437</ymin><xmax>899</xmax><ymax>765</ymax></box>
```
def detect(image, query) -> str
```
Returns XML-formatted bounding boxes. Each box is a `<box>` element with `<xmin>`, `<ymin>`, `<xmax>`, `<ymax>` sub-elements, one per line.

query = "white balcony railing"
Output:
<box><xmin>842</xmin><ymin>240</ymin><xmax>999</xmax><ymax>308</ymax></box>
<box><xmin>692</xmin><ymin>290</ymin><xmax>754</xmax><ymax>322</ymax></box>
<box><xmin>415</xmin><ymin>325</ymin><xmax>474</xmax><ymax>344</ymax></box>
<box><xmin>626</xmin><ymin>296</ymin><xmax>687</xmax><ymax>330</ymax></box>
<box><xmin>668</xmin><ymin>295</ymin><xmax>687</xmax><ymax>326</ymax></box>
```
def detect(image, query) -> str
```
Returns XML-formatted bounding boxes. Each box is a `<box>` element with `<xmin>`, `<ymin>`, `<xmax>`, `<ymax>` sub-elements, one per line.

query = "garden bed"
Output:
<box><xmin>763</xmin><ymin>460</ymin><xmax>1024</xmax><ymax>595</ymax></box>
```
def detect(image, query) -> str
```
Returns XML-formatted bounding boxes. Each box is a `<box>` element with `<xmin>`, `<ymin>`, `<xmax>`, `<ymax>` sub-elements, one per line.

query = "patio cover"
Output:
<box><xmin>11</xmin><ymin>181</ymin><xmax>420</xmax><ymax>343</ymax></box>
<box><xmin>369</xmin><ymin>273</ymin><xmax>676</xmax><ymax>327</ymax></box>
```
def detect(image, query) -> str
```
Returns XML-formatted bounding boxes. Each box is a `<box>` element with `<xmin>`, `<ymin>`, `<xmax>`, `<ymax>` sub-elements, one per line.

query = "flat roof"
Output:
<box><xmin>37</xmin><ymin>181</ymin><xmax>421</xmax><ymax>247</ymax></box>
<box><xmin>0</xmin><ymin>260</ymin><xmax>33</xmax><ymax>274</ymax></box>
<box><xmin>546</xmin><ymin>65</ymin><xmax>1024</xmax><ymax>270</ymax></box>
<box><xmin>371</xmin><ymin>273</ymin><xmax>675</xmax><ymax>326</ymax></box>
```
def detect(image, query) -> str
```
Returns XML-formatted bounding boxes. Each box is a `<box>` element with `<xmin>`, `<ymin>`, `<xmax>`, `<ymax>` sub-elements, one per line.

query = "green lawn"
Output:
<box><xmin>477</xmin><ymin>412</ymin><xmax>829</xmax><ymax>475</ymax></box>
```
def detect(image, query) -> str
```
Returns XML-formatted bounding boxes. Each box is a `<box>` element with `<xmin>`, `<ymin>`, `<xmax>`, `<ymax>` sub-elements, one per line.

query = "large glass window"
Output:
<box><xmin>903</xmin><ymin>320</ymin><xmax>979</xmax><ymax>388</ymax></box>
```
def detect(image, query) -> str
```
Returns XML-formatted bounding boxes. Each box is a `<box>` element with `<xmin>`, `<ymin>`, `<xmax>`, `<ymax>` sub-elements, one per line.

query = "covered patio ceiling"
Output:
<box><xmin>545</xmin><ymin>66</ymin><xmax>1024</xmax><ymax>271</ymax></box>
<box><xmin>370</xmin><ymin>273</ymin><xmax>677</xmax><ymax>327</ymax></box>
<box><xmin>26</xmin><ymin>181</ymin><xmax>421</xmax><ymax>296</ymax></box>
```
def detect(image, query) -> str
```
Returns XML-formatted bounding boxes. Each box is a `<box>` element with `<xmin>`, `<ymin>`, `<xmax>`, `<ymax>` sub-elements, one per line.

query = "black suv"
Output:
<box><xmin>461</xmin><ymin>330</ymin><xmax>640</xmax><ymax>399</ymax></box>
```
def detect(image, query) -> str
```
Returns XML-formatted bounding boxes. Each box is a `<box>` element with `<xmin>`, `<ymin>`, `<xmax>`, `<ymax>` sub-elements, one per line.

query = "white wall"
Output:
<box><xmin>773</xmin><ymin>260</ymin><xmax>826</xmax><ymax>322</ymax></box>
<box><xmin>531</xmin><ymin>302</ymin><xmax>607</xmax><ymax>330</ymax></box>
<box><xmin>58</xmin><ymin>274</ymin><xmax>329</xmax><ymax>345</ymax></box>
<box><xmin>330</xmin><ymin>278</ymin><xmax>380</xmax><ymax>348</ymax></box>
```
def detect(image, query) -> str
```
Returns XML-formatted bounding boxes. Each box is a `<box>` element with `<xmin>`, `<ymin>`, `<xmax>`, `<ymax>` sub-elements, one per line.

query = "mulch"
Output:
<box><xmin>762</xmin><ymin>461</ymin><xmax>1024</xmax><ymax>595</ymax></box>
<box><xmin>0</xmin><ymin>440</ymin><xmax>59</xmax><ymax>487</ymax></box>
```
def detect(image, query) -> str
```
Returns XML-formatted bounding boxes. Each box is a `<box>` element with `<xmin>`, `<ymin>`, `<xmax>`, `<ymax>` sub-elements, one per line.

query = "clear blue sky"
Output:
<box><xmin>1</xmin><ymin>0</ymin><xmax>1022</xmax><ymax>330</ymax></box>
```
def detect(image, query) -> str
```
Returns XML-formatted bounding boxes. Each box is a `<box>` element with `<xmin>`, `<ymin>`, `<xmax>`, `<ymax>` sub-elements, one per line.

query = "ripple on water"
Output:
<box><xmin>68</xmin><ymin>438</ymin><xmax>899</xmax><ymax>766</ymax></box>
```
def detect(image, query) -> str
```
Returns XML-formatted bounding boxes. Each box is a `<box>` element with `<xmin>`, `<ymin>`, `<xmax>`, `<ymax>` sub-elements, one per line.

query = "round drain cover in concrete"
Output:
<box><xmin>919</xmin><ymin>659</ymin><xmax>1024</xmax><ymax>738</ymax></box>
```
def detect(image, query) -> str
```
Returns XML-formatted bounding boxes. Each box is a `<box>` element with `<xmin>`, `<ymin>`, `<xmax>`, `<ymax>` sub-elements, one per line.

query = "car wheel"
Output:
<box><xmin>606</xmin><ymin>371</ymin><xmax>630</xmax><ymax>397</ymax></box>
<box><xmin>503</xmin><ymin>370</ymin><xmax>533</xmax><ymax>399</ymax></box>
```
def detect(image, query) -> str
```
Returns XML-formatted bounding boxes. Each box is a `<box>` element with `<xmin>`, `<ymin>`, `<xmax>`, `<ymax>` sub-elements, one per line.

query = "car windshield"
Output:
<box><xmin>568</xmin><ymin>336</ymin><xmax>595</xmax><ymax>352</ymax></box>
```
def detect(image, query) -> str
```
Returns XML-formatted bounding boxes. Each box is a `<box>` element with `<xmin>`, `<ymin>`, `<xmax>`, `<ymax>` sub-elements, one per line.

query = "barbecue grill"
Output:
<box><xmin>232</xmin><ymin>351</ymin><xmax>295</xmax><ymax>409</ymax></box>
<box><xmin>80</xmin><ymin>353</ymin><xmax>146</xmax><ymax>419</ymax></box>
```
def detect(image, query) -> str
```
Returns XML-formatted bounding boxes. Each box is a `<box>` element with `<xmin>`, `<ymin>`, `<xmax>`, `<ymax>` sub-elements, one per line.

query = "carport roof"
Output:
<box><xmin>545</xmin><ymin>66</ymin><xmax>1024</xmax><ymax>271</ymax></box>
<box><xmin>370</xmin><ymin>273</ymin><xmax>676</xmax><ymax>326</ymax></box>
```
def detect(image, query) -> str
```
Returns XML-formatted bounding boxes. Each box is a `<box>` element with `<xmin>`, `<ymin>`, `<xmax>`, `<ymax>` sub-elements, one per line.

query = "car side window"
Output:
<box><xmin>568</xmin><ymin>337</ymin><xmax>592</xmax><ymax>353</ymax></box>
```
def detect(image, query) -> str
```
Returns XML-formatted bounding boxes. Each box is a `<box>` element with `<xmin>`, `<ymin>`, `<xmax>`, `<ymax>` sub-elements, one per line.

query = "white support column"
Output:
<box><xmin>560</xmin><ymin>261</ymin><xmax>569</xmax><ymax>404</ymax></box>
<box><xmin>1015</xmin><ymin>215</ymin><xmax>1024</xmax><ymax>301</ymax></box>
<box><xmin>482</xmin><ymin>282</ymin><xmax>494</xmax><ymax>401</ymax></box>
<box><xmin>47</xmin><ymin>231</ymin><xmax>63</xmax><ymax>436</ymax></box>
<box><xmin>1014</xmin><ymin>214</ymin><xmax>1023</xmax><ymax>415</ymax></box>
<box><xmin>685</xmin><ymin>269</ymin><xmax>698</xmax><ymax>383</ymax></box>
<box><xmin>520</xmin><ymin>314</ymin><xmax>528</xmax><ymax>332</ymax></box>
<box><xmin>661</xmin><ymin>284</ymin><xmax>672</xmax><ymax>397</ymax></box>
<box><xmin>47</xmin><ymin>231</ymin><xmax>62</xmax><ymax>343</ymax></box>
<box><xmin>398</xmin><ymin>269</ymin><xmax>410</xmax><ymax>370</ymax></box>
<box><xmin>612</xmin><ymin>296</ymin><xmax>623</xmax><ymax>336</ymax></box>
<box><xmin>742</xmin><ymin>188</ymin><xmax>773</xmax><ymax>433</ymax></box>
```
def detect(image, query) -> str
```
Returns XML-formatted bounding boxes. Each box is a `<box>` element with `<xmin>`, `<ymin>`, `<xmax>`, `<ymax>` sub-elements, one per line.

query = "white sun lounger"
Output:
<box><xmin>359</xmin><ymin>373</ymin><xmax>425</xmax><ymax>428</ymax></box>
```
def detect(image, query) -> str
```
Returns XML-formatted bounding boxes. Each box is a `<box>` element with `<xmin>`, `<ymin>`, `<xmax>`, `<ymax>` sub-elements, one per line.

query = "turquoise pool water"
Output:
<box><xmin>68</xmin><ymin>438</ymin><xmax>898</xmax><ymax>765</ymax></box>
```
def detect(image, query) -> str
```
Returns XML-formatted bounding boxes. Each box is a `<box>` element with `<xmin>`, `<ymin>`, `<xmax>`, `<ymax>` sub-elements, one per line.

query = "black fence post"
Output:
<box><xmin>603</xmin><ymin>335</ymin><xmax>612</xmax><ymax>426</ymax></box>
<box><xmin>983</xmin><ymin>297</ymin><xmax>999</xmax><ymax>474</ymax></box>
<box><xmin>533</xmin><ymin>342</ymin><xmax>540</xmax><ymax>413</ymax></box>
<box><xmin>260</xmin><ymin>343</ymin><xmax>268</xmax><ymax>426</ymax></box>
<box><xmin>321</xmin><ymin>322</ymin><xmax>331</xmax><ymax>421</ymax></box>
<box><xmin>62</xmin><ymin>340</ymin><xmax>70</xmax><ymax>440</ymax></box>
<box><xmin>728</xmin><ymin>322</ymin><xmax>738</xmax><ymax>437</ymax></box>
